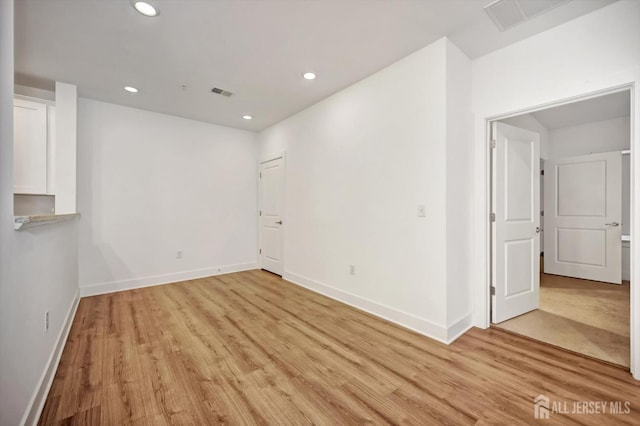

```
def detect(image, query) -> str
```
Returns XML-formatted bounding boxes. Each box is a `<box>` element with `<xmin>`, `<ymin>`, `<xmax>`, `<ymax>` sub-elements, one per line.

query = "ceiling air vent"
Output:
<box><xmin>484</xmin><ymin>0</ymin><xmax>571</xmax><ymax>32</ymax></box>
<box><xmin>211</xmin><ymin>87</ymin><xmax>233</xmax><ymax>97</ymax></box>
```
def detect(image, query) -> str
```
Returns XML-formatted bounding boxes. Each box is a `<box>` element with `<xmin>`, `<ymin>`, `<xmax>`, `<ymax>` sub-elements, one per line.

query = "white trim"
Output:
<box><xmin>483</xmin><ymin>84</ymin><xmax>632</xmax><ymax>122</ymax></box>
<box><xmin>631</xmin><ymin>82</ymin><xmax>639</xmax><ymax>380</ymax></box>
<box><xmin>446</xmin><ymin>313</ymin><xmax>474</xmax><ymax>344</ymax></box>
<box><xmin>259</xmin><ymin>151</ymin><xmax>286</xmax><ymax>165</ymax></box>
<box><xmin>14</xmin><ymin>93</ymin><xmax>55</xmax><ymax>106</ymax></box>
<box><xmin>258</xmin><ymin>152</ymin><xmax>286</xmax><ymax>275</ymax></box>
<box><xmin>284</xmin><ymin>271</ymin><xmax>452</xmax><ymax>343</ymax></box>
<box><xmin>22</xmin><ymin>290</ymin><xmax>80</xmax><ymax>426</ymax></box>
<box><xmin>622</xmin><ymin>150</ymin><xmax>631</xmax><ymax>155</ymax></box>
<box><xmin>473</xmin><ymin>81</ymin><xmax>639</xmax><ymax>380</ymax></box>
<box><xmin>79</xmin><ymin>263</ymin><xmax>258</xmax><ymax>297</ymax></box>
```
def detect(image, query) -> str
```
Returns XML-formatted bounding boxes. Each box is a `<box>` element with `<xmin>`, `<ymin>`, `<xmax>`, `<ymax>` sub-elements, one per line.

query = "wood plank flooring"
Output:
<box><xmin>39</xmin><ymin>270</ymin><xmax>640</xmax><ymax>425</ymax></box>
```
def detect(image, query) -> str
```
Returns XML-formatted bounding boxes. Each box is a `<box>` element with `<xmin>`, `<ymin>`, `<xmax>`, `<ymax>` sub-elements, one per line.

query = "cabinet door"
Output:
<box><xmin>14</xmin><ymin>99</ymin><xmax>48</xmax><ymax>194</ymax></box>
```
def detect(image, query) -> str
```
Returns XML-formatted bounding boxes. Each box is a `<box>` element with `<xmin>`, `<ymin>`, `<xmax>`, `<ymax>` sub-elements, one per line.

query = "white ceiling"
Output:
<box><xmin>15</xmin><ymin>0</ymin><xmax>617</xmax><ymax>131</ymax></box>
<box><xmin>531</xmin><ymin>90</ymin><xmax>630</xmax><ymax>129</ymax></box>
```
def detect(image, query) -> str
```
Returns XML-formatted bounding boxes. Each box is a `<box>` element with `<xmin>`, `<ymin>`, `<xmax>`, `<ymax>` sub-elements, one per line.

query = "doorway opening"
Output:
<box><xmin>490</xmin><ymin>90</ymin><xmax>632</xmax><ymax>367</ymax></box>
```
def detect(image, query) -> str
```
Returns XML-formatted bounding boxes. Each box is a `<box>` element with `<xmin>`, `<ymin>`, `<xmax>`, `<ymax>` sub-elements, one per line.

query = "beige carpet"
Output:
<box><xmin>494</xmin><ymin>272</ymin><xmax>630</xmax><ymax>367</ymax></box>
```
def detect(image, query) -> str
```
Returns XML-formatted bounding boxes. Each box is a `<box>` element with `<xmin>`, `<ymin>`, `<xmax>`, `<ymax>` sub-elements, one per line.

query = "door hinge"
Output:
<box><xmin>541</xmin><ymin>210</ymin><xmax>544</xmax><ymax>217</ymax></box>
<box><xmin>490</xmin><ymin>286</ymin><xmax>496</xmax><ymax>296</ymax></box>
<box><xmin>259</xmin><ymin>210</ymin><xmax>262</xmax><ymax>216</ymax></box>
<box><xmin>540</xmin><ymin>169</ymin><xmax>544</xmax><ymax>176</ymax></box>
<box><xmin>491</xmin><ymin>139</ymin><xmax>496</xmax><ymax>149</ymax></box>
<box><xmin>259</xmin><ymin>249</ymin><xmax>262</xmax><ymax>254</ymax></box>
<box><xmin>490</xmin><ymin>212</ymin><xmax>496</xmax><ymax>222</ymax></box>
<box><xmin>259</xmin><ymin>172</ymin><xmax>262</xmax><ymax>178</ymax></box>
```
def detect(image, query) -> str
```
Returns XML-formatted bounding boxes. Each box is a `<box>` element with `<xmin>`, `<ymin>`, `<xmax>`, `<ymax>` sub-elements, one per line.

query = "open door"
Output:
<box><xmin>544</xmin><ymin>152</ymin><xmax>622</xmax><ymax>284</ymax></box>
<box><xmin>492</xmin><ymin>122</ymin><xmax>541</xmax><ymax>323</ymax></box>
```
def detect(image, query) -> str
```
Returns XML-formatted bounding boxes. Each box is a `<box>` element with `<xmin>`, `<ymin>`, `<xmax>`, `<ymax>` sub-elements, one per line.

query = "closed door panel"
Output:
<box><xmin>544</xmin><ymin>152</ymin><xmax>621</xmax><ymax>284</ymax></box>
<box><xmin>259</xmin><ymin>157</ymin><xmax>284</xmax><ymax>276</ymax></box>
<box><xmin>505</xmin><ymin>239</ymin><xmax>535</xmax><ymax>298</ymax></box>
<box><xmin>263</xmin><ymin>228</ymin><xmax>281</xmax><ymax>262</ymax></box>
<box><xmin>556</xmin><ymin>228</ymin><xmax>606</xmax><ymax>266</ymax></box>
<box><xmin>506</xmin><ymin>138</ymin><xmax>534</xmax><ymax>221</ymax></box>
<box><xmin>557</xmin><ymin>161</ymin><xmax>606</xmax><ymax>216</ymax></box>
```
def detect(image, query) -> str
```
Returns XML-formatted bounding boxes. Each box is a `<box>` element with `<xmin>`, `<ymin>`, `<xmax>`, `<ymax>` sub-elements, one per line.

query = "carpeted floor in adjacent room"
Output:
<box><xmin>494</xmin><ymin>271</ymin><xmax>630</xmax><ymax>367</ymax></box>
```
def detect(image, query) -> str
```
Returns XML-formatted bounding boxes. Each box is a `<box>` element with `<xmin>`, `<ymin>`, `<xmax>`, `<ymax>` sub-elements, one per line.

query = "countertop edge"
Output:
<box><xmin>14</xmin><ymin>213</ymin><xmax>80</xmax><ymax>230</ymax></box>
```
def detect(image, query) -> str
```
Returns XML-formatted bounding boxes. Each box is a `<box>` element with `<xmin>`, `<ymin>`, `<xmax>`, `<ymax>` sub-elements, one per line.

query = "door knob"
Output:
<box><xmin>605</xmin><ymin>222</ymin><xmax>619</xmax><ymax>227</ymax></box>
<box><xmin>275</xmin><ymin>220</ymin><xmax>283</xmax><ymax>225</ymax></box>
<box><xmin>535</xmin><ymin>227</ymin><xmax>541</xmax><ymax>234</ymax></box>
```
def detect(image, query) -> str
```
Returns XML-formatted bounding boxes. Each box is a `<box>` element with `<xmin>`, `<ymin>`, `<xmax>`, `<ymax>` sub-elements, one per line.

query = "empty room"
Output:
<box><xmin>493</xmin><ymin>92</ymin><xmax>633</xmax><ymax>367</ymax></box>
<box><xmin>1</xmin><ymin>1</ymin><xmax>639</xmax><ymax>425</ymax></box>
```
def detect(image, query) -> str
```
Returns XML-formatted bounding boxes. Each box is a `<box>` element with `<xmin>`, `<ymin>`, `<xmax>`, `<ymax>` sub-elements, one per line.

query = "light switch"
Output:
<box><xmin>417</xmin><ymin>205</ymin><xmax>426</xmax><ymax>218</ymax></box>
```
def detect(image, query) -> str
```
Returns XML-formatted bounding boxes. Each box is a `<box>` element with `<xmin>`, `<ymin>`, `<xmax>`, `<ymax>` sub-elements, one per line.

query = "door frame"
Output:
<box><xmin>258</xmin><ymin>152</ymin><xmax>286</xmax><ymax>274</ymax></box>
<box><xmin>476</xmin><ymin>83</ymin><xmax>638</xmax><ymax>379</ymax></box>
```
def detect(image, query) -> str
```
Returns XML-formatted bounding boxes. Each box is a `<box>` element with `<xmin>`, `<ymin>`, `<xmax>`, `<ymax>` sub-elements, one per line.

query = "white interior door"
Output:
<box><xmin>259</xmin><ymin>157</ymin><xmax>285</xmax><ymax>275</ymax></box>
<box><xmin>544</xmin><ymin>152</ymin><xmax>622</xmax><ymax>284</ymax></box>
<box><xmin>492</xmin><ymin>122</ymin><xmax>541</xmax><ymax>323</ymax></box>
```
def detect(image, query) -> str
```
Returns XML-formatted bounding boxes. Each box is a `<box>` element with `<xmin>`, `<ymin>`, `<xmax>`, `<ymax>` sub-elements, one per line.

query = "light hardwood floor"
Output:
<box><xmin>39</xmin><ymin>270</ymin><xmax>640</xmax><ymax>425</ymax></box>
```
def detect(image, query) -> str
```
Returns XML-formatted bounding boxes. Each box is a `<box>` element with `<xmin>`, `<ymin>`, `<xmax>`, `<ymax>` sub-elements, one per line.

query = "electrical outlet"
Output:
<box><xmin>176</xmin><ymin>250</ymin><xmax>183</xmax><ymax>259</ymax></box>
<box><xmin>45</xmin><ymin>311</ymin><xmax>49</xmax><ymax>333</ymax></box>
<box><xmin>349</xmin><ymin>265</ymin><xmax>356</xmax><ymax>275</ymax></box>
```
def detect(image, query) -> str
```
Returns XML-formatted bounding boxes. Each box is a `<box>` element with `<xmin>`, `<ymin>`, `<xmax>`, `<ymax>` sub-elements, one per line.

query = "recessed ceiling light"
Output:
<box><xmin>124</xmin><ymin>86</ymin><xmax>138</xmax><ymax>93</ymax></box>
<box><xmin>242</xmin><ymin>115</ymin><xmax>253</xmax><ymax>120</ymax></box>
<box><xmin>133</xmin><ymin>1</ymin><xmax>159</xmax><ymax>17</ymax></box>
<box><xmin>303</xmin><ymin>72</ymin><xmax>316</xmax><ymax>80</ymax></box>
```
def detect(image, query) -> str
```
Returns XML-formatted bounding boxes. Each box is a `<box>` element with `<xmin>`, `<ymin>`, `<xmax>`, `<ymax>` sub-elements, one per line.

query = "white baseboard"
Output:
<box><xmin>446</xmin><ymin>313</ymin><xmax>473</xmax><ymax>344</ymax></box>
<box><xmin>284</xmin><ymin>271</ymin><xmax>452</xmax><ymax>343</ymax></box>
<box><xmin>22</xmin><ymin>290</ymin><xmax>80</xmax><ymax>426</ymax></box>
<box><xmin>79</xmin><ymin>262</ymin><xmax>258</xmax><ymax>297</ymax></box>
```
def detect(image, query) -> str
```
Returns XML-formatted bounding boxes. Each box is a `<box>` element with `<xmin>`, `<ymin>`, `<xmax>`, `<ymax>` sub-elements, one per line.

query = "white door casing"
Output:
<box><xmin>544</xmin><ymin>152</ymin><xmax>622</xmax><ymax>284</ymax></box>
<box><xmin>492</xmin><ymin>122</ymin><xmax>541</xmax><ymax>323</ymax></box>
<box><xmin>259</xmin><ymin>156</ymin><xmax>285</xmax><ymax>275</ymax></box>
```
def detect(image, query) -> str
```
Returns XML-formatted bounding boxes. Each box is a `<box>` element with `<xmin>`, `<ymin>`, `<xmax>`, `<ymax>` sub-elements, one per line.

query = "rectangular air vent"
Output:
<box><xmin>211</xmin><ymin>87</ymin><xmax>233</xmax><ymax>97</ymax></box>
<box><xmin>485</xmin><ymin>0</ymin><xmax>571</xmax><ymax>32</ymax></box>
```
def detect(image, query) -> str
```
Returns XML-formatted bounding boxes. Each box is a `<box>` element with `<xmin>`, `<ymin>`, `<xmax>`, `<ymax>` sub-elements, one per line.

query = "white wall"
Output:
<box><xmin>54</xmin><ymin>82</ymin><xmax>77</xmax><ymax>214</ymax></box>
<box><xmin>548</xmin><ymin>116</ymin><xmax>630</xmax><ymax>158</ymax></box>
<box><xmin>260</xmin><ymin>38</ymin><xmax>473</xmax><ymax>342</ymax></box>
<box><xmin>77</xmin><ymin>99</ymin><xmax>259</xmax><ymax>295</ymax></box>
<box><xmin>471</xmin><ymin>0</ymin><xmax>640</xmax><ymax>378</ymax></box>
<box><xmin>445</xmin><ymin>39</ymin><xmax>473</xmax><ymax>332</ymax></box>
<box><xmin>0</xmin><ymin>1</ymin><xmax>80</xmax><ymax>425</ymax></box>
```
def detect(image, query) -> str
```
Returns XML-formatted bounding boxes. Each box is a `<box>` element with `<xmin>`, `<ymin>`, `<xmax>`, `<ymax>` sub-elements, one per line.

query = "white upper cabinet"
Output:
<box><xmin>13</xmin><ymin>98</ymin><xmax>50</xmax><ymax>194</ymax></box>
